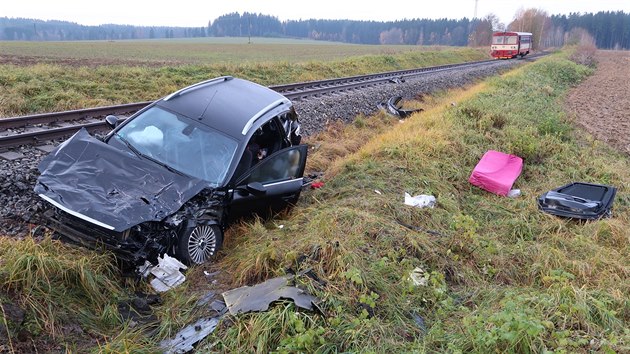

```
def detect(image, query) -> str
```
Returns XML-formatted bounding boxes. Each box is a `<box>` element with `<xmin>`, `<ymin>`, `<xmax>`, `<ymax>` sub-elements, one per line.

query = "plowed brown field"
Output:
<box><xmin>565</xmin><ymin>50</ymin><xmax>630</xmax><ymax>155</ymax></box>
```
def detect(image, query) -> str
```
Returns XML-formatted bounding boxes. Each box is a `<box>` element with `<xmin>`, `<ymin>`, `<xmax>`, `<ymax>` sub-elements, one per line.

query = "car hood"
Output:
<box><xmin>34</xmin><ymin>128</ymin><xmax>209</xmax><ymax>232</ymax></box>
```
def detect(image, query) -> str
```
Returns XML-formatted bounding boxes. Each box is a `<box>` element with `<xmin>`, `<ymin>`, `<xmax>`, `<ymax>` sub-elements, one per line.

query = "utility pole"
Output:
<box><xmin>248</xmin><ymin>15</ymin><xmax>251</xmax><ymax>44</ymax></box>
<box><xmin>474</xmin><ymin>0</ymin><xmax>479</xmax><ymax>19</ymax></box>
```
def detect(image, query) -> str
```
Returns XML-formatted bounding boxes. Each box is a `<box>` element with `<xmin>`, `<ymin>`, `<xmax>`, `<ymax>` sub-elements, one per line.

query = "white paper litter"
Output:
<box><xmin>409</xmin><ymin>267</ymin><xmax>428</xmax><ymax>286</ymax></box>
<box><xmin>507</xmin><ymin>189</ymin><xmax>521</xmax><ymax>198</ymax></box>
<box><xmin>404</xmin><ymin>192</ymin><xmax>436</xmax><ymax>208</ymax></box>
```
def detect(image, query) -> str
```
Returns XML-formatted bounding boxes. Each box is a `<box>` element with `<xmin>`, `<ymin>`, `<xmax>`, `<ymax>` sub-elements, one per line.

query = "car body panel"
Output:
<box><xmin>230</xmin><ymin>145</ymin><xmax>308</xmax><ymax>220</ymax></box>
<box><xmin>35</xmin><ymin>128</ymin><xmax>209</xmax><ymax>232</ymax></box>
<box><xmin>157</xmin><ymin>77</ymin><xmax>290</xmax><ymax>140</ymax></box>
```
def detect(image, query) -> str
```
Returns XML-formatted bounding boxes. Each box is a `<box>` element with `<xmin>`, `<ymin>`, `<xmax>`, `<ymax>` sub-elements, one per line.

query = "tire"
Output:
<box><xmin>176</xmin><ymin>224</ymin><xmax>223</xmax><ymax>265</ymax></box>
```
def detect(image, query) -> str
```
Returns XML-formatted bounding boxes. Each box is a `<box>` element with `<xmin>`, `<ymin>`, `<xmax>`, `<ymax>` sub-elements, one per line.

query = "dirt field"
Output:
<box><xmin>565</xmin><ymin>50</ymin><xmax>630</xmax><ymax>155</ymax></box>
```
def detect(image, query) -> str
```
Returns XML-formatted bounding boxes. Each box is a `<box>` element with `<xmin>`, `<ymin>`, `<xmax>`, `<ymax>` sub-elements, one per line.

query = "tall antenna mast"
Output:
<box><xmin>474</xmin><ymin>0</ymin><xmax>479</xmax><ymax>19</ymax></box>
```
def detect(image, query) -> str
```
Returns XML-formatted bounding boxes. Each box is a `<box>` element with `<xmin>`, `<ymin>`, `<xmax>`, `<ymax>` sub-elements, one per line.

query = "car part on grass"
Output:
<box><xmin>34</xmin><ymin>77</ymin><xmax>308</xmax><ymax>267</ymax></box>
<box><xmin>378</xmin><ymin>96</ymin><xmax>423</xmax><ymax>118</ymax></box>
<box><xmin>137</xmin><ymin>254</ymin><xmax>188</xmax><ymax>292</ymax></box>
<box><xmin>222</xmin><ymin>275</ymin><xmax>319</xmax><ymax>315</ymax></box>
<box><xmin>310</xmin><ymin>181</ymin><xmax>325</xmax><ymax>189</ymax></box>
<box><xmin>160</xmin><ymin>317</ymin><xmax>220</xmax><ymax>354</ymax></box>
<box><xmin>404</xmin><ymin>192</ymin><xmax>436</xmax><ymax>208</ymax></box>
<box><xmin>469</xmin><ymin>150</ymin><xmax>523</xmax><ymax>196</ymax></box>
<box><xmin>160</xmin><ymin>297</ymin><xmax>227</xmax><ymax>353</ymax></box>
<box><xmin>538</xmin><ymin>182</ymin><xmax>617</xmax><ymax>220</ymax></box>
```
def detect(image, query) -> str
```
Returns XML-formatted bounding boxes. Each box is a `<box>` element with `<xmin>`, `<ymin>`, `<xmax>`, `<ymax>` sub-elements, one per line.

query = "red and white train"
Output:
<box><xmin>490</xmin><ymin>31</ymin><xmax>532</xmax><ymax>59</ymax></box>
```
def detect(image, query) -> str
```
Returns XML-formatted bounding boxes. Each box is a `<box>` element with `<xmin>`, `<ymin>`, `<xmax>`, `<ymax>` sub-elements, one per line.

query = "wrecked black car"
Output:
<box><xmin>34</xmin><ymin>76</ymin><xmax>306</xmax><ymax>265</ymax></box>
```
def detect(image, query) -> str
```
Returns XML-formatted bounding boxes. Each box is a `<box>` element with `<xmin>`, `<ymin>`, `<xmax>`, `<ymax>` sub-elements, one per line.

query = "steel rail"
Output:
<box><xmin>0</xmin><ymin>121</ymin><xmax>107</xmax><ymax>147</ymax></box>
<box><xmin>0</xmin><ymin>55</ymin><xmax>544</xmax><ymax>150</ymax></box>
<box><xmin>0</xmin><ymin>101</ymin><xmax>151</xmax><ymax>131</ymax></box>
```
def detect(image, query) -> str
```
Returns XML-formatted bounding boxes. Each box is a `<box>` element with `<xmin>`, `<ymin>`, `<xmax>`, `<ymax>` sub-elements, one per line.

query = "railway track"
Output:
<box><xmin>0</xmin><ymin>55</ymin><xmax>543</xmax><ymax>151</ymax></box>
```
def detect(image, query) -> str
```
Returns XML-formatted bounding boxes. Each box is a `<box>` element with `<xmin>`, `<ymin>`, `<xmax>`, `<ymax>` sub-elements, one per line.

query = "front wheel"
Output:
<box><xmin>176</xmin><ymin>224</ymin><xmax>223</xmax><ymax>265</ymax></box>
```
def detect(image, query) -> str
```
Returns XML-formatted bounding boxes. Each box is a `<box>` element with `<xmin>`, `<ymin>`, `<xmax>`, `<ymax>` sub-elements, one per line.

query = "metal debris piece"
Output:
<box><xmin>138</xmin><ymin>254</ymin><xmax>188</xmax><ymax>292</ymax></box>
<box><xmin>196</xmin><ymin>292</ymin><xmax>216</xmax><ymax>307</ymax></box>
<box><xmin>160</xmin><ymin>317</ymin><xmax>219</xmax><ymax>354</ymax></box>
<box><xmin>209</xmin><ymin>300</ymin><xmax>227</xmax><ymax>314</ymax></box>
<box><xmin>378</xmin><ymin>96</ymin><xmax>423</xmax><ymax>118</ymax></box>
<box><xmin>222</xmin><ymin>275</ymin><xmax>319</xmax><ymax>315</ymax></box>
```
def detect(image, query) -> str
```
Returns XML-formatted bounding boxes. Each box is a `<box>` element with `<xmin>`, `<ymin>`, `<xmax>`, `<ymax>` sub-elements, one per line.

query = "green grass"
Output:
<box><xmin>0</xmin><ymin>236</ymin><xmax>134</xmax><ymax>347</ymax></box>
<box><xmin>3</xmin><ymin>49</ymin><xmax>628</xmax><ymax>352</ymax></box>
<box><xmin>201</xmin><ymin>52</ymin><xmax>629</xmax><ymax>352</ymax></box>
<box><xmin>0</xmin><ymin>41</ymin><xmax>489</xmax><ymax>117</ymax></box>
<box><xmin>0</xmin><ymin>38</ymin><xmax>477</xmax><ymax>64</ymax></box>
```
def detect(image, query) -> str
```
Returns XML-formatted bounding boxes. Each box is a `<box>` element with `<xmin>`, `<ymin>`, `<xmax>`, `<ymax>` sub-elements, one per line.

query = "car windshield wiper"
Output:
<box><xmin>114</xmin><ymin>133</ymin><xmax>186</xmax><ymax>176</ymax></box>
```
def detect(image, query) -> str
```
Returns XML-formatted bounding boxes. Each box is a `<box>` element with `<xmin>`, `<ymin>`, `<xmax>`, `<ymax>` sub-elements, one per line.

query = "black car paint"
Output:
<box><xmin>34</xmin><ymin>77</ymin><xmax>305</xmax><ymax>265</ymax></box>
<box><xmin>35</xmin><ymin>128</ymin><xmax>209</xmax><ymax>232</ymax></box>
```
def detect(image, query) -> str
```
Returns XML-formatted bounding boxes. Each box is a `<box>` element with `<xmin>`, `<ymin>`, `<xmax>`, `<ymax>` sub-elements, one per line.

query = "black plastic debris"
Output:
<box><xmin>222</xmin><ymin>275</ymin><xmax>319</xmax><ymax>315</ymax></box>
<box><xmin>388</xmin><ymin>77</ymin><xmax>405</xmax><ymax>84</ymax></box>
<box><xmin>538</xmin><ymin>182</ymin><xmax>617</xmax><ymax>220</ymax></box>
<box><xmin>378</xmin><ymin>96</ymin><xmax>423</xmax><ymax>118</ymax></box>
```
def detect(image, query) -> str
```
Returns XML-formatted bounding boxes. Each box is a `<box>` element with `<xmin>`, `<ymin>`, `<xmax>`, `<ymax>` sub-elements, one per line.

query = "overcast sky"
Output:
<box><xmin>3</xmin><ymin>1</ymin><xmax>629</xmax><ymax>28</ymax></box>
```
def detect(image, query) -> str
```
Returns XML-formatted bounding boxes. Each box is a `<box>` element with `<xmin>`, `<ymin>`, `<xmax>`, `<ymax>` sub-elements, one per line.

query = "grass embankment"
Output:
<box><xmin>203</xmin><ymin>53</ymin><xmax>628</xmax><ymax>352</ymax></box>
<box><xmin>2</xmin><ymin>53</ymin><xmax>627</xmax><ymax>352</ymax></box>
<box><xmin>0</xmin><ymin>237</ymin><xmax>125</xmax><ymax>351</ymax></box>
<box><xmin>0</xmin><ymin>46</ymin><xmax>487</xmax><ymax>117</ymax></box>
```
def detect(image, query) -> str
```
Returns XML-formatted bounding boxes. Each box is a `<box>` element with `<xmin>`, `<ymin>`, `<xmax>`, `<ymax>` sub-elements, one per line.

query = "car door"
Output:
<box><xmin>229</xmin><ymin>145</ymin><xmax>308</xmax><ymax>220</ymax></box>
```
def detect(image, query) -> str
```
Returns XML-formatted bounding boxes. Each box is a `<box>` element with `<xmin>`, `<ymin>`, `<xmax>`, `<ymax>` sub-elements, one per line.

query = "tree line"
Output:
<box><xmin>1</xmin><ymin>11</ymin><xmax>628</xmax><ymax>49</ymax></box>
<box><xmin>0</xmin><ymin>17</ymin><xmax>207</xmax><ymax>41</ymax></box>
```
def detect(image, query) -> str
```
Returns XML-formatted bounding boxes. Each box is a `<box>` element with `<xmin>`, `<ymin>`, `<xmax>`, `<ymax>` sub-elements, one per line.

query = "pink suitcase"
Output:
<box><xmin>469</xmin><ymin>150</ymin><xmax>523</xmax><ymax>196</ymax></box>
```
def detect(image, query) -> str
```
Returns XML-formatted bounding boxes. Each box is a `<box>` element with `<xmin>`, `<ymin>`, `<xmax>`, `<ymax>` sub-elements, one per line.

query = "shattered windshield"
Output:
<box><xmin>113</xmin><ymin>106</ymin><xmax>238</xmax><ymax>185</ymax></box>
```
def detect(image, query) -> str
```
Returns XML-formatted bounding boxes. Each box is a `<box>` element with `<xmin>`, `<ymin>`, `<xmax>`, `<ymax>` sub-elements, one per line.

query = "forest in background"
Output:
<box><xmin>1</xmin><ymin>10</ymin><xmax>628</xmax><ymax>49</ymax></box>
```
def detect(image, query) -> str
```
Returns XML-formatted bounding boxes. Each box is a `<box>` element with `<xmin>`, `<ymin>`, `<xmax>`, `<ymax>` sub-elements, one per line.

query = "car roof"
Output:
<box><xmin>156</xmin><ymin>76</ymin><xmax>291</xmax><ymax>140</ymax></box>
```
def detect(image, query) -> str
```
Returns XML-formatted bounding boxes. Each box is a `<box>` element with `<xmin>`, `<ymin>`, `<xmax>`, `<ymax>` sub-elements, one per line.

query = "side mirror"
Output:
<box><xmin>246</xmin><ymin>182</ymin><xmax>267</xmax><ymax>196</ymax></box>
<box><xmin>105</xmin><ymin>115</ymin><xmax>120</xmax><ymax>129</ymax></box>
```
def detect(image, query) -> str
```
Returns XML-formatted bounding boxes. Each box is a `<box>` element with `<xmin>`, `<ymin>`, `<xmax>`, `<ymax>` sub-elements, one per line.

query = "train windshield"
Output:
<box><xmin>492</xmin><ymin>36</ymin><xmax>518</xmax><ymax>45</ymax></box>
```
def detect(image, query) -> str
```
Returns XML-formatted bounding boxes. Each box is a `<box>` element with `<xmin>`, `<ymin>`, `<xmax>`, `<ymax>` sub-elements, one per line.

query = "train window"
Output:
<box><xmin>492</xmin><ymin>36</ymin><xmax>504</xmax><ymax>44</ymax></box>
<box><xmin>506</xmin><ymin>36</ymin><xmax>518</xmax><ymax>45</ymax></box>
